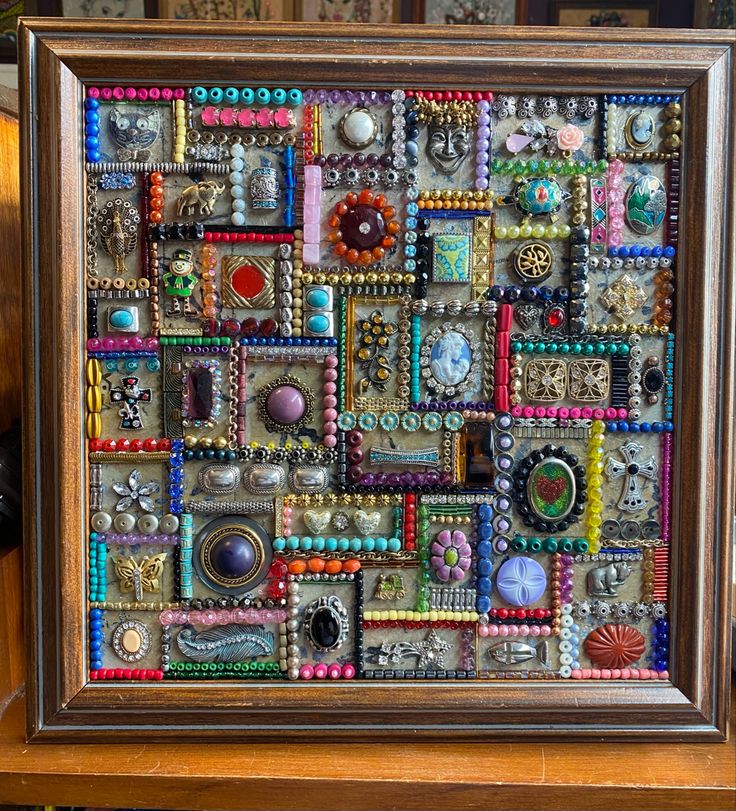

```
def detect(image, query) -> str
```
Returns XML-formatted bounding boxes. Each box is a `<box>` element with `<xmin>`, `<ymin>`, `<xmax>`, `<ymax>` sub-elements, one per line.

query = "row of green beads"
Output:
<box><xmin>511</xmin><ymin>536</ymin><xmax>589</xmax><ymax>554</ymax></box>
<box><xmin>88</xmin><ymin>537</ymin><xmax>107</xmax><ymax>602</ymax></box>
<box><xmin>167</xmin><ymin>661</ymin><xmax>281</xmax><ymax>674</ymax></box>
<box><xmin>511</xmin><ymin>339</ymin><xmax>630</xmax><ymax>357</ymax></box>
<box><xmin>159</xmin><ymin>336</ymin><xmax>232</xmax><ymax>346</ymax></box>
<box><xmin>415</xmin><ymin>505</ymin><xmax>432</xmax><ymax>613</ymax></box>
<box><xmin>410</xmin><ymin>314</ymin><xmax>422</xmax><ymax>404</ymax></box>
<box><xmin>492</xmin><ymin>158</ymin><xmax>608</xmax><ymax>176</ymax></box>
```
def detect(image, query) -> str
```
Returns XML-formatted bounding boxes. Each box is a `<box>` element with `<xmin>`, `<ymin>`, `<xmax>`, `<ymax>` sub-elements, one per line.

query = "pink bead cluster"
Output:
<box><xmin>302</xmin><ymin>164</ymin><xmax>321</xmax><ymax>265</ymax></box>
<box><xmin>475</xmin><ymin>100</ymin><xmax>491</xmax><ymax>191</ymax></box>
<box><xmin>606</xmin><ymin>158</ymin><xmax>625</xmax><ymax>247</ymax></box>
<box><xmin>661</xmin><ymin>431</ymin><xmax>672</xmax><ymax>543</ymax></box>
<box><xmin>87</xmin><ymin>336</ymin><xmax>159</xmax><ymax>351</ymax></box>
<box><xmin>571</xmin><ymin>668</ymin><xmax>668</xmax><ymax>680</ymax></box>
<box><xmin>322</xmin><ymin>355</ymin><xmax>339</xmax><ymax>448</ymax></box>
<box><xmin>86</xmin><ymin>86</ymin><xmax>186</xmax><ymax>101</ymax></box>
<box><xmin>159</xmin><ymin>608</ymin><xmax>287</xmax><ymax>625</ymax></box>
<box><xmin>479</xmin><ymin>624</ymin><xmax>553</xmax><ymax>638</ymax></box>
<box><xmin>512</xmin><ymin>405</ymin><xmax>629</xmax><ymax>420</ymax></box>
<box><xmin>282</xmin><ymin>502</ymin><xmax>294</xmax><ymax>538</ymax></box>
<box><xmin>201</xmin><ymin>106</ymin><xmax>295</xmax><ymax>129</ymax></box>
<box><xmin>299</xmin><ymin>662</ymin><xmax>356</xmax><ymax>680</ymax></box>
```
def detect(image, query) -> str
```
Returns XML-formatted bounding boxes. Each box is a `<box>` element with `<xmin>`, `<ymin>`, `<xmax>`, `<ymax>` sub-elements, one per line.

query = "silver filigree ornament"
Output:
<box><xmin>176</xmin><ymin>624</ymin><xmax>274</xmax><ymax>663</ymax></box>
<box><xmin>304</xmin><ymin>596</ymin><xmax>350</xmax><ymax>652</ymax></box>
<box><xmin>113</xmin><ymin>469</ymin><xmax>160</xmax><ymax>513</ymax></box>
<box><xmin>367</xmin><ymin>629</ymin><xmax>453</xmax><ymax>669</ymax></box>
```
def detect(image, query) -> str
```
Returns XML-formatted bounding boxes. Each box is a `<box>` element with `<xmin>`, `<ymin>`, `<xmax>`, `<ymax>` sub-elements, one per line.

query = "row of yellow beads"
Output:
<box><xmin>173</xmin><ymin>98</ymin><xmax>187</xmax><ymax>164</ymax></box>
<box><xmin>363</xmin><ymin>610</ymin><xmax>479</xmax><ymax>623</ymax></box>
<box><xmin>585</xmin><ymin>419</ymin><xmax>606</xmax><ymax>554</ymax></box>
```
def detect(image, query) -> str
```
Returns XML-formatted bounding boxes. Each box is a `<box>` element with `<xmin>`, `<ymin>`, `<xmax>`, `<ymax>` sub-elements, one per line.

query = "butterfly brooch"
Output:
<box><xmin>113</xmin><ymin>553</ymin><xmax>166</xmax><ymax>601</ymax></box>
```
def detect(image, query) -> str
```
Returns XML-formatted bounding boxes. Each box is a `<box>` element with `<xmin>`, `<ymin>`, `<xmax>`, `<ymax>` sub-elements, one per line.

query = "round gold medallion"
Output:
<box><xmin>512</xmin><ymin>240</ymin><xmax>554</xmax><ymax>283</ymax></box>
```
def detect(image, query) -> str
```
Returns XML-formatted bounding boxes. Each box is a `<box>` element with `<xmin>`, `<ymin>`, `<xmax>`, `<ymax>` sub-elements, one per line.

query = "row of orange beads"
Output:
<box><xmin>148</xmin><ymin>171</ymin><xmax>165</xmax><ymax>224</ymax></box>
<box><xmin>199</xmin><ymin>243</ymin><xmax>219</xmax><ymax>320</ymax></box>
<box><xmin>550</xmin><ymin>552</ymin><xmax>562</xmax><ymax>636</ymax></box>
<box><xmin>328</xmin><ymin>189</ymin><xmax>398</xmax><ymax>266</ymax></box>
<box><xmin>287</xmin><ymin>558</ymin><xmax>361</xmax><ymax>575</ymax></box>
<box><xmin>653</xmin><ymin>266</ymin><xmax>674</xmax><ymax>327</ymax></box>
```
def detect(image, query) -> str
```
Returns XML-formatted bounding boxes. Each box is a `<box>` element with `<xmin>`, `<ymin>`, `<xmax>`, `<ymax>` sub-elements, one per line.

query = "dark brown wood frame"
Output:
<box><xmin>19</xmin><ymin>19</ymin><xmax>735</xmax><ymax>742</ymax></box>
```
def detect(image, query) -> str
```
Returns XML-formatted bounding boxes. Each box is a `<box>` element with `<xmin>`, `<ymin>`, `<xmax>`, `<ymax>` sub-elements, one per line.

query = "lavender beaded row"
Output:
<box><xmin>182</xmin><ymin>344</ymin><xmax>231</xmax><ymax>354</ymax></box>
<box><xmin>312</xmin><ymin>152</ymin><xmax>395</xmax><ymax>168</ymax></box>
<box><xmin>100</xmin><ymin>533</ymin><xmax>181</xmax><ymax>546</ymax></box>
<box><xmin>303</xmin><ymin>89</ymin><xmax>393</xmax><ymax>105</ymax></box>
<box><xmin>475</xmin><ymin>99</ymin><xmax>491</xmax><ymax>192</ymax></box>
<box><xmin>359</xmin><ymin>470</ymin><xmax>455</xmax><ymax>488</ymax></box>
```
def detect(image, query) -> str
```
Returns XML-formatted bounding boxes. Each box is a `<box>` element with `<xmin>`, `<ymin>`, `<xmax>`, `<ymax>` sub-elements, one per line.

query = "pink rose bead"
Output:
<box><xmin>341</xmin><ymin>664</ymin><xmax>355</xmax><ymax>679</ymax></box>
<box><xmin>488</xmin><ymin>625</ymin><xmax>498</xmax><ymax>636</ymax></box>
<box><xmin>323</xmin><ymin>421</ymin><xmax>337</xmax><ymax>435</ymax></box>
<box><xmin>314</xmin><ymin>663</ymin><xmax>328</xmax><ymax>679</ymax></box>
<box><xmin>323</xmin><ymin>435</ymin><xmax>337</xmax><ymax>448</ymax></box>
<box><xmin>324</xmin><ymin>355</ymin><xmax>338</xmax><ymax>368</ymax></box>
<box><xmin>323</xmin><ymin>408</ymin><xmax>337</xmax><ymax>421</ymax></box>
<box><xmin>323</xmin><ymin>382</ymin><xmax>336</xmax><ymax>395</ymax></box>
<box><xmin>300</xmin><ymin>665</ymin><xmax>314</xmax><ymax>680</ymax></box>
<box><xmin>323</xmin><ymin>395</ymin><xmax>337</xmax><ymax>408</ymax></box>
<box><xmin>324</xmin><ymin>368</ymin><xmax>338</xmax><ymax>381</ymax></box>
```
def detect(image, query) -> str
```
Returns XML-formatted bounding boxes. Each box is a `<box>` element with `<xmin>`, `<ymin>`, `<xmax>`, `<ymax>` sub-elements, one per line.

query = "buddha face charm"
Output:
<box><xmin>426</xmin><ymin>122</ymin><xmax>471</xmax><ymax>175</ymax></box>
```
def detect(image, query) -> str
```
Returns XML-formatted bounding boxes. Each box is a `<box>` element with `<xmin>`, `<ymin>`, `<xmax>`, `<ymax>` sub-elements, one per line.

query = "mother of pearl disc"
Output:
<box><xmin>340</xmin><ymin>108</ymin><xmax>376</xmax><ymax>148</ymax></box>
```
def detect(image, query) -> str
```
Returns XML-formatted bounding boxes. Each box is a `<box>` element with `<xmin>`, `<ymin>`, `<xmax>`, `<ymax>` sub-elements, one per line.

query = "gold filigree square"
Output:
<box><xmin>524</xmin><ymin>358</ymin><xmax>567</xmax><ymax>402</ymax></box>
<box><xmin>568</xmin><ymin>358</ymin><xmax>610</xmax><ymax>402</ymax></box>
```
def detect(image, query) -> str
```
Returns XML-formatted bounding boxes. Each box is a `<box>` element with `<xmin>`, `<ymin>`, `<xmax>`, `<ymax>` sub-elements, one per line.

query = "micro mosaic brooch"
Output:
<box><xmin>84</xmin><ymin>83</ymin><xmax>677</xmax><ymax>684</ymax></box>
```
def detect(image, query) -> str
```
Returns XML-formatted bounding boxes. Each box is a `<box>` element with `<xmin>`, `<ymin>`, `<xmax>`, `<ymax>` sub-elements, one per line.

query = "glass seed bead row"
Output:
<box><xmin>510</xmin><ymin>338</ymin><xmax>630</xmax><ymax>356</ymax></box>
<box><xmin>491</xmin><ymin>158</ymin><xmax>607</xmax><ymax>176</ymax></box>
<box><xmin>192</xmin><ymin>86</ymin><xmax>303</xmax><ymax>106</ymax></box>
<box><xmin>585</xmin><ymin>420</ymin><xmax>605</xmax><ymax>554</ymax></box>
<box><xmin>166</xmin><ymin>661</ymin><xmax>282</xmax><ymax>678</ymax></box>
<box><xmin>494</xmin><ymin>222</ymin><xmax>571</xmax><ymax>240</ymax></box>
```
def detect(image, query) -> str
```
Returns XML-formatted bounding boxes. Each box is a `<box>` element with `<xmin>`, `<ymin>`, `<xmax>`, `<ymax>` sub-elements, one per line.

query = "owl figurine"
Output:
<box><xmin>108</xmin><ymin>106</ymin><xmax>161</xmax><ymax>162</ymax></box>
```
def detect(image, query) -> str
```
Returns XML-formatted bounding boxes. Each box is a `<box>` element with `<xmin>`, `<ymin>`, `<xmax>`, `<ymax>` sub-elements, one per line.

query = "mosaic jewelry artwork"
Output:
<box><xmin>84</xmin><ymin>82</ymin><xmax>677</xmax><ymax>685</ymax></box>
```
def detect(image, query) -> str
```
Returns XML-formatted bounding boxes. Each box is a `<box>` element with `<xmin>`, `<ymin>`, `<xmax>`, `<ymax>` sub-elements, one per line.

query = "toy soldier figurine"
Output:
<box><xmin>163</xmin><ymin>247</ymin><xmax>198</xmax><ymax>316</ymax></box>
<box><xmin>109</xmin><ymin>376</ymin><xmax>152</xmax><ymax>430</ymax></box>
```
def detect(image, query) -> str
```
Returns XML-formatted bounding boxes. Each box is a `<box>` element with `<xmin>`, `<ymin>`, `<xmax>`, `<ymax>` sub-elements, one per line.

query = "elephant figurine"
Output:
<box><xmin>586</xmin><ymin>561</ymin><xmax>632</xmax><ymax>598</ymax></box>
<box><xmin>176</xmin><ymin>180</ymin><xmax>225</xmax><ymax>218</ymax></box>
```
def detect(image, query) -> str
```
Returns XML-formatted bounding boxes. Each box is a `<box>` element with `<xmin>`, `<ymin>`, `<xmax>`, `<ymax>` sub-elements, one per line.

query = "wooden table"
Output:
<box><xmin>0</xmin><ymin>683</ymin><xmax>733</xmax><ymax>810</ymax></box>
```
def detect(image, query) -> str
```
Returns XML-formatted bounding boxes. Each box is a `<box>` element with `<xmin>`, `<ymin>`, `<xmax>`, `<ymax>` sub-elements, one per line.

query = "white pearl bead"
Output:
<box><xmin>231</xmin><ymin>184</ymin><xmax>244</xmax><ymax>199</ymax></box>
<box><xmin>230</xmin><ymin>143</ymin><xmax>245</xmax><ymax>159</ymax></box>
<box><xmin>229</xmin><ymin>171</ymin><xmax>243</xmax><ymax>185</ymax></box>
<box><xmin>231</xmin><ymin>212</ymin><xmax>246</xmax><ymax>226</ymax></box>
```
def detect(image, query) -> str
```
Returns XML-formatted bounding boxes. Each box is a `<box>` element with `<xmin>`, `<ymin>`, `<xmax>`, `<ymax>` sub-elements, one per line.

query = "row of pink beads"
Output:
<box><xmin>282</xmin><ymin>502</ymin><xmax>294</xmax><ymax>537</ymax></box>
<box><xmin>159</xmin><ymin>608</ymin><xmax>287</xmax><ymax>626</ymax></box>
<box><xmin>661</xmin><ymin>431</ymin><xmax>672</xmax><ymax>543</ymax></box>
<box><xmin>87</xmin><ymin>336</ymin><xmax>159</xmax><ymax>351</ymax></box>
<box><xmin>479</xmin><ymin>624</ymin><xmax>553</xmax><ymax>638</ymax></box>
<box><xmin>571</xmin><ymin>668</ymin><xmax>668</xmax><ymax>680</ymax></box>
<box><xmin>512</xmin><ymin>405</ymin><xmax>629</xmax><ymax>420</ymax></box>
<box><xmin>606</xmin><ymin>158</ymin><xmax>625</xmax><ymax>247</ymax></box>
<box><xmin>406</xmin><ymin>90</ymin><xmax>493</xmax><ymax>101</ymax></box>
<box><xmin>87</xmin><ymin>86</ymin><xmax>185</xmax><ymax>101</ymax></box>
<box><xmin>322</xmin><ymin>355</ymin><xmax>339</xmax><ymax>448</ymax></box>
<box><xmin>299</xmin><ymin>662</ymin><xmax>356</xmax><ymax>680</ymax></box>
<box><xmin>302</xmin><ymin>164</ymin><xmax>321</xmax><ymax>265</ymax></box>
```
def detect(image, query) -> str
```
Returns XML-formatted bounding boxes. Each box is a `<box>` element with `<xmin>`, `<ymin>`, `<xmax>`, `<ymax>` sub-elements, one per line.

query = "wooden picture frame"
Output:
<box><xmin>550</xmin><ymin>0</ymin><xmax>658</xmax><ymax>27</ymax></box>
<box><xmin>19</xmin><ymin>20</ymin><xmax>735</xmax><ymax>742</ymax></box>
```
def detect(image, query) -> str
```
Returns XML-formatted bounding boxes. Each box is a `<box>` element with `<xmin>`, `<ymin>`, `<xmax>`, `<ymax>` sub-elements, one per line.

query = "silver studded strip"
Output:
<box><xmin>184</xmin><ymin>500</ymin><xmax>275</xmax><ymax>514</ymax></box>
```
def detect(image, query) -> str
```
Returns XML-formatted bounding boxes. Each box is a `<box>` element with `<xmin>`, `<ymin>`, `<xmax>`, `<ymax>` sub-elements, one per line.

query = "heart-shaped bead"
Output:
<box><xmin>303</xmin><ymin>509</ymin><xmax>331</xmax><ymax>535</ymax></box>
<box><xmin>514</xmin><ymin>303</ymin><xmax>542</xmax><ymax>330</ymax></box>
<box><xmin>354</xmin><ymin>509</ymin><xmax>381</xmax><ymax>536</ymax></box>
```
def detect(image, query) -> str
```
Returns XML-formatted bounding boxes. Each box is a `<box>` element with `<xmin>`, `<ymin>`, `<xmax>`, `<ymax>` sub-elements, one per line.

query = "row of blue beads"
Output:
<box><xmin>89</xmin><ymin>608</ymin><xmax>104</xmax><ymax>670</ymax></box>
<box><xmin>168</xmin><ymin>439</ymin><xmax>184</xmax><ymax>514</ymax></box>
<box><xmin>606</xmin><ymin>94</ymin><xmax>681</xmax><ymax>105</ymax></box>
<box><xmin>475</xmin><ymin>503</ymin><xmax>494</xmax><ymax>615</ymax></box>
<box><xmin>608</xmin><ymin>245</ymin><xmax>676</xmax><ymax>258</ymax></box>
<box><xmin>191</xmin><ymin>86</ymin><xmax>303</xmax><ymax>106</ymax></box>
<box><xmin>238</xmin><ymin>336</ymin><xmax>337</xmax><ymax>347</ymax></box>
<box><xmin>606</xmin><ymin>420</ymin><xmax>674</xmax><ymax>433</ymax></box>
<box><xmin>84</xmin><ymin>97</ymin><xmax>101</xmax><ymax>164</ymax></box>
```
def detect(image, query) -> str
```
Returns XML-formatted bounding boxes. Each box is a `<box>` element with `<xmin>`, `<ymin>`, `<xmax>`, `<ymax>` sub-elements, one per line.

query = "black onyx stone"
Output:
<box><xmin>309</xmin><ymin>606</ymin><xmax>341</xmax><ymax>649</ymax></box>
<box><xmin>187</xmin><ymin>367</ymin><xmax>213</xmax><ymax>420</ymax></box>
<box><xmin>341</xmin><ymin>204</ymin><xmax>385</xmax><ymax>251</ymax></box>
<box><xmin>209</xmin><ymin>533</ymin><xmax>256</xmax><ymax>579</ymax></box>
<box><xmin>643</xmin><ymin>366</ymin><xmax>665</xmax><ymax>393</ymax></box>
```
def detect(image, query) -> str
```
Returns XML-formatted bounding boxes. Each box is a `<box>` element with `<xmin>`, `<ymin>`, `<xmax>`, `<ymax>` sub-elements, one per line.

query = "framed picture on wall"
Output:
<box><xmin>414</xmin><ymin>0</ymin><xmax>525</xmax><ymax>24</ymax></box>
<box><xmin>18</xmin><ymin>19</ymin><xmax>735</xmax><ymax>743</ymax></box>
<box><xmin>0</xmin><ymin>0</ymin><xmax>35</xmax><ymax>62</ymax></box>
<box><xmin>550</xmin><ymin>0</ymin><xmax>658</xmax><ymax>27</ymax></box>
<box><xmin>159</xmin><ymin>0</ymin><xmax>293</xmax><ymax>18</ymax></box>
<box><xmin>34</xmin><ymin>0</ymin><xmax>158</xmax><ymax>17</ymax></box>
<box><xmin>296</xmin><ymin>0</ymin><xmax>399</xmax><ymax>22</ymax></box>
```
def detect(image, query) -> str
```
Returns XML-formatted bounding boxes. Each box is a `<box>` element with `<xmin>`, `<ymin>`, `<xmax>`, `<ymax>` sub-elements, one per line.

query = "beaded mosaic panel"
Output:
<box><xmin>84</xmin><ymin>85</ymin><xmax>677</xmax><ymax>684</ymax></box>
